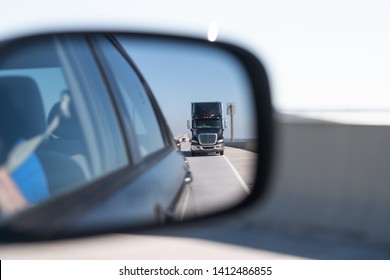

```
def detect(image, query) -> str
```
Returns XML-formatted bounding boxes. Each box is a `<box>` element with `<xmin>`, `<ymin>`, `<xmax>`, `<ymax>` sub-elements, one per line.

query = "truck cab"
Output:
<box><xmin>187</xmin><ymin>102</ymin><xmax>226</xmax><ymax>156</ymax></box>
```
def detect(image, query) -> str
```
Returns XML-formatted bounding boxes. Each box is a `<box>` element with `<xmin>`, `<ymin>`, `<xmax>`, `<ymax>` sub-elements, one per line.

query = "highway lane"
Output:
<box><xmin>176</xmin><ymin>142</ymin><xmax>257</xmax><ymax>220</ymax></box>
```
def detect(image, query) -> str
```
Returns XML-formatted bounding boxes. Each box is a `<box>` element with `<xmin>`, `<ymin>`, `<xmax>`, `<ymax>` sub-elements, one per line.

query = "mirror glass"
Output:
<box><xmin>0</xmin><ymin>33</ymin><xmax>257</xmax><ymax>237</ymax></box>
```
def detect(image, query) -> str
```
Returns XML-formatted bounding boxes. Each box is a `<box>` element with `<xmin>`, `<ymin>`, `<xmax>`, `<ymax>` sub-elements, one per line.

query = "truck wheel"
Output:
<box><xmin>220</xmin><ymin>151</ymin><xmax>224</xmax><ymax>156</ymax></box>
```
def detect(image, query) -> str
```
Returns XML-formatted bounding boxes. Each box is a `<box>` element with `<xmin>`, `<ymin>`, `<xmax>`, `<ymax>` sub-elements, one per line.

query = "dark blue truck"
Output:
<box><xmin>187</xmin><ymin>102</ymin><xmax>226</xmax><ymax>156</ymax></box>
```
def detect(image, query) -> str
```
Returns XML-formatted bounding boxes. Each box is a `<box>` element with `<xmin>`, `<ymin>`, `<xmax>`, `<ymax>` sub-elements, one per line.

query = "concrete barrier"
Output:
<box><xmin>252</xmin><ymin>119</ymin><xmax>390</xmax><ymax>246</ymax></box>
<box><xmin>226</xmin><ymin>140</ymin><xmax>257</xmax><ymax>153</ymax></box>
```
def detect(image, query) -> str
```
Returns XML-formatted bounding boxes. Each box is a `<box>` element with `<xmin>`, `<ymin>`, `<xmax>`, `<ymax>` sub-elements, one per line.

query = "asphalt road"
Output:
<box><xmin>176</xmin><ymin>142</ymin><xmax>256</xmax><ymax>220</ymax></box>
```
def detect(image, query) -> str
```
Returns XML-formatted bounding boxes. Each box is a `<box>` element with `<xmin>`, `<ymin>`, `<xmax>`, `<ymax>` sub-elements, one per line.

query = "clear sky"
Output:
<box><xmin>3</xmin><ymin>0</ymin><xmax>390</xmax><ymax>113</ymax></box>
<box><xmin>119</xmin><ymin>37</ymin><xmax>256</xmax><ymax>139</ymax></box>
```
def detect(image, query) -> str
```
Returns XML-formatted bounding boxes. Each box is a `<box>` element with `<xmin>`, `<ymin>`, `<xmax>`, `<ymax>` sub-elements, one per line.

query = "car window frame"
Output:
<box><xmin>53</xmin><ymin>34</ymin><xmax>130</xmax><ymax>175</ymax></box>
<box><xmin>88</xmin><ymin>34</ymin><xmax>176</xmax><ymax>165</ymax></box>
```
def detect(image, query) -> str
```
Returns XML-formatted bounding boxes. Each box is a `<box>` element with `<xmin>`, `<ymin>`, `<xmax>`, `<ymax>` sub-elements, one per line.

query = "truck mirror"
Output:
<box><xmin>187</xmin><ymin>120</ymin><xmax>190</xmax><ymax>129</ymax></box>
<box><xmin>224</xmin><ymin>119</ymin><xmax>227</xmax><ymax>128</ymax></box>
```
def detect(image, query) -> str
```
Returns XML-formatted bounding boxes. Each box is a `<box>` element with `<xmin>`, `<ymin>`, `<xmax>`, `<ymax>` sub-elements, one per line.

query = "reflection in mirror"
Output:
<box><xmin>118</xmin><ymin>36</ymin><xmax>257</xmax><ymax>219</ymax></box>
<box><xmin>0</xmin><ymin>35</ymin><xmax>129</xmax><ymax>220</ymax></box>
<box><xmin>0</xmin><ymin>34</ymin><xmax>257</xmax><ymax>238</ymax></box>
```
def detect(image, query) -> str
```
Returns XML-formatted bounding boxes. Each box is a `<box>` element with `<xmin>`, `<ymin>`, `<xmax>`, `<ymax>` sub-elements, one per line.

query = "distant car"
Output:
<box><xmin>175</xmin><ymin>138</ymin><xmax>182</xmax><ymax>150</ymax></box>
<box><xmin>0</xmin><ymin>33</ymin><xmax>192</xmax><ymax>235</ymax></box>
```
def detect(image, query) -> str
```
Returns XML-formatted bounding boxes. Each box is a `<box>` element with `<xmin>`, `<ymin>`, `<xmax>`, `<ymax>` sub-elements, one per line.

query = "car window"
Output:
<box><xmin>93</xmin><ymin>36</ymin><xmax>166</xmax><ymax>159</ymax></box>
<box><xmin>0</xmin><ymin>35</ymin><xmax>128</xmax><ymax>219</ymax></box>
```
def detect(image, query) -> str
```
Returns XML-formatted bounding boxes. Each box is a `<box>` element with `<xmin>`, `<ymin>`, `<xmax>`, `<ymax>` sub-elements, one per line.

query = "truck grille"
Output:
<box><xmin>198</xmin><ymin>134</ymin><xmax>217</xmax><ymax>145</ymax></box>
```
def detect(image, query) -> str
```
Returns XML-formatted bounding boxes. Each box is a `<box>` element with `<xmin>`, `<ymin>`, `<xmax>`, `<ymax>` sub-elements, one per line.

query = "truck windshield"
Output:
<box><xmin>194</xmin><ymin>119</ymin><xmax>221</xmax><ymax>128</ymax></box>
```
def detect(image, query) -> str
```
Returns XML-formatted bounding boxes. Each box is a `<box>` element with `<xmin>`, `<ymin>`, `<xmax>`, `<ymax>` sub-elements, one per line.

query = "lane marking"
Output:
<box><xmin>223</xmin><ymin>155</ymin><xmax>251</xmax><ymax>194</ymax></box>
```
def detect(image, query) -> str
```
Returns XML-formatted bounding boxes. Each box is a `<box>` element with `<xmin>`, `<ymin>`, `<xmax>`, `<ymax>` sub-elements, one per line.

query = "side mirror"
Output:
<box><xmin>224</xmin><ymin>119</ymin><xmax>227</xmax><ymax>129</ymax></box>
<box><xmin>0</xmin><ymin>32</ymin><xmax>272</xmax><ymax>242</ymax></box>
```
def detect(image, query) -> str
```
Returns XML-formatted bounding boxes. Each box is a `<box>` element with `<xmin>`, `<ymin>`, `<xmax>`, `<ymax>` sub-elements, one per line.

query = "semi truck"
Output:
<box><xmin>187</xmin><ymin>102</ymin><xmax>226</xmax><ymax>156</ymax></box>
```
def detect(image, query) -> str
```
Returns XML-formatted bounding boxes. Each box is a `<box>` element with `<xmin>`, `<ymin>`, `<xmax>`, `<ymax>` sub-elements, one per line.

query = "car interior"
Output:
<box><xmin>0</xmin><ymin>37</ymin><xmax>91</xmax><ymax>211</ymax></box>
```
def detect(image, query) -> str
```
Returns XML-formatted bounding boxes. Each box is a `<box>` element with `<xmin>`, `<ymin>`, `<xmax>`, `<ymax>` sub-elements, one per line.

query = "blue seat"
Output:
<box><xmin>0</xmin><ymin>76</ymin><xmax>46</xmax><ymax>164</ymax></box>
